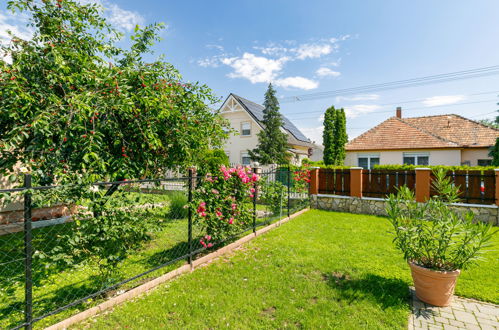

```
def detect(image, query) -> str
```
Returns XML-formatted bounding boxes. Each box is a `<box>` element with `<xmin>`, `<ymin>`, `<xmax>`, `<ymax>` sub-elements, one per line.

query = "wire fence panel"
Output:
<box><xmin>0</xmin><ymin>167</ymin><xmax>308</xmax><ymax>329</ymax></box>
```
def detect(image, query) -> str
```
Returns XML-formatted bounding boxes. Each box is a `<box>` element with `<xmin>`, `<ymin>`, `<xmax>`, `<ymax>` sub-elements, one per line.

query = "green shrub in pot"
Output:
<box><xmin>386</xmin><ymin>169</ymin><xmax>497</xmax><ymax>305</ymax></box>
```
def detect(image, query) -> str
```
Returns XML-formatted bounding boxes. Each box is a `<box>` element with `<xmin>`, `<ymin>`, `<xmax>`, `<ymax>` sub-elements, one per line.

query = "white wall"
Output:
<box><xmin>461</xmin><ymin>148</ymin><xmax>491</xmax><ymax>166</ymax></box>
<box><xmin>345</xmin><ymin>149</ymin><xmax>462</xmax><ymax>167</ymax></box>
<box><xmin>220</xmin><ymin>100</ymin><xmax>262</xmax><ymax>164</ymax></box>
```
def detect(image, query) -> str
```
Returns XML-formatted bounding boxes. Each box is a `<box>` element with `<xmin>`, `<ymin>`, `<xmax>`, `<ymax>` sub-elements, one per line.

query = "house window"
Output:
<box><xmin>403</xmin><ymin>152</ymin><xmax>429</xmax><ymax>166</ymax></box>
<box><xmin>241</xmin><ymin>152</ymin><xmax>251</xmax><ymax>165</ymax></box>
<box><xmin>358</xmin><ymin>154</ymin><xmax>380</xmax><ymax>169</ymax></box>
<box><xmin>241</xmin><ymin>122</ymin><xmax>251</xmax><ymax>136</ymax></box>
<box><xmin>478</xmin><ymin>159</ymin><xmax>492</xmax><ymax>166</ymax></box>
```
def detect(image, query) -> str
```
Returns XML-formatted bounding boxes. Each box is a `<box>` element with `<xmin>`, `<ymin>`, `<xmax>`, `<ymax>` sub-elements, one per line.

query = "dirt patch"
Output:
<box><xmin>261</xmin><ymin>306</ymin><xmax>276</xmax><ymax>320</ymax></box>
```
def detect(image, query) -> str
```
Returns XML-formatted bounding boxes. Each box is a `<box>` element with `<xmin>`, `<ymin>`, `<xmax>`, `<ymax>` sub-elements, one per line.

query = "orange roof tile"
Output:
<box><xmin>346</xmin><ymin>114</ymin><xmax>499</xmax><ymax>151</ymax></box>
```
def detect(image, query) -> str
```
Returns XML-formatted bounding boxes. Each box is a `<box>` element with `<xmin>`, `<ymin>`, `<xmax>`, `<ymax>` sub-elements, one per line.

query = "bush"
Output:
<box><xmin>260</xmin><ymin>180</ymin><xmax>287</xmax><ymax>216</ymax></box>
<box><xmin>190</xmin><ymin>165</ymin><xmax>259</xmax><ymax>245</ymax></box>
<box><xmin>196</xmin><ymin>149</ymin><xmax>230</xmax><ymax>177</ymax></box>
<box><xmin>386</xmin><ymin>169</ymin><xmax>497</xmax><ymax>271</ymax></box>
<box><xmin>167</xmin><ymin>191</ymin><xmax>188</xmax><ymax>219</ymax></box>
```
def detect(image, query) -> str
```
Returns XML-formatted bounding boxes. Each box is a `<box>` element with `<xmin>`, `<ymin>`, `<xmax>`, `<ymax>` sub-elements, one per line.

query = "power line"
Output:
<box><xmin>283</xmin><ymin>90</ymin><xmax>499</xmax><ymax>118</ymax></box>
<box><xmin>276</xmin><ymin>65</ymin><xmax>499</xmax><ymax>103</ymax></box>
<box><xmin>286</xmin><ymin>98</ymin><xmax>498</xmax><ymax>120</ymax></box>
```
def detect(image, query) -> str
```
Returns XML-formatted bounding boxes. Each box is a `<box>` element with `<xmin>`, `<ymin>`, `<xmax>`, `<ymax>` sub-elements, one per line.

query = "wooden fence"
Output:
<box><xmin>310</xmin><ymin>168</ymin><xmax>498</xmax><ymax>206</ymax></box>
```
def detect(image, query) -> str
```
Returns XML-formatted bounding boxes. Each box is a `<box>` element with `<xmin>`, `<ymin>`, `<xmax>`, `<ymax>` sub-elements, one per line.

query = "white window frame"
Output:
<box><xmin>357</xmin><ymin>154</ymin><xmax>380</xmax><ymax>170</ymax></box>
<box><xmin>241</xmin><ymin>121</ymin><xmax>251</xmax><ymax>137</ymax></box>
<box><xmin>241</xmin><ymin>152</ymin><xmax>251</xmax><ymax>165</ymax></box>
<box><xmin>403</xmin><ymin>152</ymin><xmax>429</xmax><ymax>166</ymax></box>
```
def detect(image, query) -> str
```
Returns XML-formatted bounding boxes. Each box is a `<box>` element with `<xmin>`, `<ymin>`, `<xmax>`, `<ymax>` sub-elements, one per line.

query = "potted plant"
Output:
<box><xmin>386</xmin><ymin>169</ymin><xmax>497</xmax><ymax>306</ymax></box>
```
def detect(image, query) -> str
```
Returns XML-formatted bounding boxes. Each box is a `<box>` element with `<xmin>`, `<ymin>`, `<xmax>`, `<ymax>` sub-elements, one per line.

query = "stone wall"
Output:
<box><xmin>311</xmin><ymin>194</ymin><xmax>499</xmax><ymax>225</ymax></box>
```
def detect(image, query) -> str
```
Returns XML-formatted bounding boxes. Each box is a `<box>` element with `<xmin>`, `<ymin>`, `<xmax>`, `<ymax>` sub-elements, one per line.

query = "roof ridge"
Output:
<box><xmin>230</xmin><ymin>93</ymin><xmax>264</xmax><ymax>109</ymax></box>
<box><xmin>398</xmin><ymin>117</ymin><xmax>459</xmax><ymax>146</ymax></box>
<box><xmin>449</xmin><ymin>113</ymin><xmax>499</xmax><ymax>132</ymax></box>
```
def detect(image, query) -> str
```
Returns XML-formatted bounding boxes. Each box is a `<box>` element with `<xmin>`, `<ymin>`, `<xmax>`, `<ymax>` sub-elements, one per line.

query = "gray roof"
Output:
<box><xmin>230</xmin><ymin>94</ymin><xmax>311</xmax><ymax>143</ymax></box>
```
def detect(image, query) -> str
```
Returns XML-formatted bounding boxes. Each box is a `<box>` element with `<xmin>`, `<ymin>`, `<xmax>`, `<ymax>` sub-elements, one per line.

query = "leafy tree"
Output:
<box><xmin>249</xmin><ymin>83</ymin><xmax>289</xmax><ymax>165</ymax></box>
<box><xmin>0</xmin><ymin>0</ymin><xmax>227</xmax><ymax>185</ymax></box>
<box><xmin>322</xmin><ymin>106</ymin><xmax>337</xmax><ymax>165</ymax></box>
<box><xmin>489</xmin><ymin>138</ymin><xmax>499</xmax><ymax>166</ymax></box>
<box><xmin>333</xmin><ymin>108</ymin><xmax>348</xmax><ymax>165</ymax></box>
<box><xmin>0</xmin><ymin>0</ymin><xmax>227</xmax><ymax>277</ymax></box>
<box><xmin>479</xmin><ymin>119</ymin><xmax>499</xmax><ymax>129</ymax></box>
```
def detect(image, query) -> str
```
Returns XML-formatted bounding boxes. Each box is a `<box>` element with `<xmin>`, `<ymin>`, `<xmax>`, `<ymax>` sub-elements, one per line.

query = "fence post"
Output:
<box><xmin>350</xmin><ymin>167</ymin><xmax>363</xmax><ymax>198</ymax></box>
<box><xmin>309</xmin><ymin>167</ymin><xmax>319</xmax><ymax>195</ymax></box>
<box><xmin>187</xmin><ymin>167</ymin><xmax>195</xmax><ymax>269</ymax></box>
<box><xmin>287</xmin><ymin>165</ymin><xmax>291</xmax><ymax>218</ymax></box>
<box><xmin>495</xmin><ymin>169</ymin><xmax>499</xmax><ymax>206</ymax></box>
<box><xmin>252</xmin><ymin>164</ymin><xmax>262</xmax><ymax>234</ymax></box>
<box><xmin>23</xmin><ymin>174</ymin><xmax>33</xmax><ymax>330</ymax></box>
<box><xmin>415</xmin><ymin>168</ymin><xmax>431</xmax><ymax>203</ymax></box>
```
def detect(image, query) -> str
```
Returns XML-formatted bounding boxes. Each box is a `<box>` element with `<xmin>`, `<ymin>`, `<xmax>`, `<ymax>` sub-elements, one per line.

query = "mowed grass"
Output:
<box><xmin>75</xmin><ymin>210</ymin><xmax>498</xmax><ymax>329</ymax></box>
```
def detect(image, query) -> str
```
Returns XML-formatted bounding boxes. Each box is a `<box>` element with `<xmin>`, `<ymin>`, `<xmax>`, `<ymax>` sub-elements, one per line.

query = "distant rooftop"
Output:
<box><xmin>230</xmin><ymin>94</ymin><xmax>311</xmax><ymax>143</ymax></box>
<box><xmin>346</xmin><ymin>112</ymin><xmax>499</xmax><ymax>151</ymax></box>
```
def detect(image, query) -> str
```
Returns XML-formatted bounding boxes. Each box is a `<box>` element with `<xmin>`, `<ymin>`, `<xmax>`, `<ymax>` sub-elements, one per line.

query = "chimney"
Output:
<box><xmin>396</xmin><ymin>107</ymin><xmax>402</xmax><ymax>118</ymax></box>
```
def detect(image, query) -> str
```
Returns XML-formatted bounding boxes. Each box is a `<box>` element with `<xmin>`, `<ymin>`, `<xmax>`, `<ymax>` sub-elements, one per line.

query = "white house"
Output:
<box><xmin>219</xmin><ymin>94</ymin><xmax>315</xmax><ymax>165</ymax></box>
<box><xmin>345</xmin><ymin>108</ymin><xmax>499</xmax><ymax>168</ymax></box>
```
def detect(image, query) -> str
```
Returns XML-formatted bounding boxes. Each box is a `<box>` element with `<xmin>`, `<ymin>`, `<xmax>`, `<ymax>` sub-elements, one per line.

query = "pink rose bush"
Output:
<box><xmin>190</xmin><ymin>165</ymin><xmax>259</xmax><ymax>244</ymax></box>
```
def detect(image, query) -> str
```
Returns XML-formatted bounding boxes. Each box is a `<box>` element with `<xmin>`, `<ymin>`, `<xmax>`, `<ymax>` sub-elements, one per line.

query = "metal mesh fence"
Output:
<box><xmin>0</xmin><ymin>167</ymin><xmax>309</xmax><ymax>329</ymax></box>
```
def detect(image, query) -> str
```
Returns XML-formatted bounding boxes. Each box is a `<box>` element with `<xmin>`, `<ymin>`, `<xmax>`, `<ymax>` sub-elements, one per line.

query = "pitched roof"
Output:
<box><xmin>346</xmin><ymin>114</ymin><xmax>499</xmax><ymax>151</ymax></box>
<box><xmin>229</xmin><ymin>94</ymin><xmax>311</xmax><ymax>144</ymax></box>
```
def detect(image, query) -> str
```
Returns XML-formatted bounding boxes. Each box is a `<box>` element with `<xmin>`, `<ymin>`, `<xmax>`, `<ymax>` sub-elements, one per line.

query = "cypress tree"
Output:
<box><xmin>333</xmin><ymin>108</ymin><xmax>348</xmax><ymax>165</ymax></box>
<box><xmin>249</xmin><ymin>84</ymin><xmax>289</xmax><ymax>164</ymax></box>
<box><xmin>322</xmin><ymin>106</ymin><xmax>337</xmax><ymax>165</ymax></box>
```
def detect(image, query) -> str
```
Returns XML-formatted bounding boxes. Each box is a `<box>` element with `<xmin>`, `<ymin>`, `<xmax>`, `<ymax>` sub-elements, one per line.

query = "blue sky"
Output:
<box><xmin>2</xmin><ymin>0</ymin><xmax>499</xmax><ymax>144</ymax></box>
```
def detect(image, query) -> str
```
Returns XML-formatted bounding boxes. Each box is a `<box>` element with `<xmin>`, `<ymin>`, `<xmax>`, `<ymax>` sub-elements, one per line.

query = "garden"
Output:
<box><xmin>73</xmin><ymin>209</ymin><xmax>499</xmax><ymax>329</ymax></box>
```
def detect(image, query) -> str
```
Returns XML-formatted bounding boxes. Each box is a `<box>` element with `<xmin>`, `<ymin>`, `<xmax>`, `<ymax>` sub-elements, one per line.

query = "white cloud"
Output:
<box><xmin>344</xmin><ymin>104</ymin><xmax>381</xmax><ymax>118</ymax></box>
<box><xmin>221</xmin><ymin>53</ymin><xmax>289</xmax><ymax>84</ymax></box>
<box><xmin>101</xmin><ymin>2</ymin><xmax>144</xmax><ymax>31</ymax></box>
<box><xmin>422</xmin><ymin>95</ymin><xmax>466</xmax><ymax>107</ymax></box>
<box><xmin>316</xmin><ymin>67</ymin><xmax>341</xmax><ymax>78</ymax></box>
<box><xmin>298</xmin><ymin>125</ymin><xmax>324</xmax><ymax>145</ymax></box>
<box><xmin>274</xmin><ymin>76</ymin><xmax>319</xmax><ymax>90</ymax></box>
<box><xmin>0</xmin><ymin>12</ymin><xmax>32</xmax><ymax>44</ymax></box>
<box><xmin>294</xmin><ymin>43</ymin><xmax>333</xmax><ymax>60</ymax></box>
<box><xmin>336</xmin><ymin>94</ymin><xmax>380</xmax><ymax>102</ymax></box>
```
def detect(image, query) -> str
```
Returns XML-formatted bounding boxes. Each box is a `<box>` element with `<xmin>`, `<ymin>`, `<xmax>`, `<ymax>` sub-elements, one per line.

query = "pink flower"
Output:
<box><xmin>205</xmin><ymin>235</ymin><xmax>212</xmax><ymax>241</ymax></box>
<box><xmin>211</xmin><ymin>188</ymin><xmax>219</xmax><ymax>195</ymax></box>
<box><xmin>250</xmin><ymin>188</ymin><xmax>255</xmax><ymax>193</ymax></box>
<box><xmin>228</xmin><ymin>217</ymin><xmax>234</xmax><ymax>224</ymax></box>
<box><xmin>207</xmin><ymin>243</ymin><xmax>213</xmax><ymax>248</ymax></box>
<box><xmin>249</xmin><ymin>194</ymin><xmax>254</xmax><ymax>198</ymax></box>
<box><xmin>200</xmin><ymin>202</ymin><xmax>206</xmax><ymax>207</ymax></box>
<box><xmin>251</xmin><ymin>174</ymin><xmax>259</xmax><ymax>182</ymax></box>
<box><xmin>231</xmin><ymin>203</ymin><xmax>237</xmax><ymax>210</ymax></box>
<box><xmin>200</xmin><ymin>212</ymin><xmax>207</xmax><ymax>217</ymax></box>
<box><xmin>215</xmin><ymin>210</ymin><xmax>222</xmax><ymax>217</ymax></box>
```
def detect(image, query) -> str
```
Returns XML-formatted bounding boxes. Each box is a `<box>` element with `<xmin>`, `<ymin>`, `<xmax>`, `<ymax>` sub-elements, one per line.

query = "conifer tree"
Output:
<box><xmin>322</xmin><ymin>106</ymin><xmax>337</xmax><ymax>165</ymax></box>
<box><xmin>333</xmin><ymin>108</ymin><xmax>348</xmax><ymax>165</ymax></box>
<box><xmin>249</xmin><ymin>84</ymin><xmax>289</xmax><ymax>164</ymax></box>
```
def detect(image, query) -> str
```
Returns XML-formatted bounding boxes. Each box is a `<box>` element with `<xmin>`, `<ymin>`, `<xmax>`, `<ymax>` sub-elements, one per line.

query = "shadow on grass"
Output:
<box><xmin>323</xmin><ymin>272</ymin><xmax>410</xmax><ymax>309</ymax></box>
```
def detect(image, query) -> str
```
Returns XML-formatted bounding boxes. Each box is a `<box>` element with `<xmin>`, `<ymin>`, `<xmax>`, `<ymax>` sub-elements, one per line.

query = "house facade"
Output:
<box><xmin>345</xmin><ymin>108</ymin><xmax>498</xmax><ymax>168</ymax></box>
<box><xmin>219</xmin><ymin>94</ymin><xmax>314</xmax><ymax>165</ymax></box>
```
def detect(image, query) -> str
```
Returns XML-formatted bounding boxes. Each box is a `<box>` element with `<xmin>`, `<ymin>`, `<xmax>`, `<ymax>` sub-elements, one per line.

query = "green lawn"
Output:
<box><xmin>74</xmin><ymin>210</ymin><xmax>499</xmax><ymax>329</ymax></box>
<box><xmin>0</xmin><ymin>190</ymin><xmax>299</xmax><ymax>329</ymax></box>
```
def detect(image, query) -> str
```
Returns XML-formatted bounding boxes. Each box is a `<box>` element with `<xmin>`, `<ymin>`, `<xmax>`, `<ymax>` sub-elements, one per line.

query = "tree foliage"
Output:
<box><xmin>322</xmin><ymin>106</ymin><xmax>347</xmax><ymax>166</ymax></box>
<box><xmin>249</xmin><ymin>84</ymin><xmax>289</xmax><ymax>165</ymax></box>
<box><xmin>489</xmin><ymin>138</ymin><xmax>499</xmax><ymax>166</ymax></box>
<box><xmin>0</xmin><ymin>0</ymin><xmax>227</xmax><ymax>185</ymax></box>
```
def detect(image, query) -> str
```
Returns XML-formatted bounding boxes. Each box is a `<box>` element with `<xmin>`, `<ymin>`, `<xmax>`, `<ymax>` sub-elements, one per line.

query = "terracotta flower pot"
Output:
<box><xmin>409</xmin><ymin>261</ymin><xmax>460</xmax><ymax>307</ymax></box>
